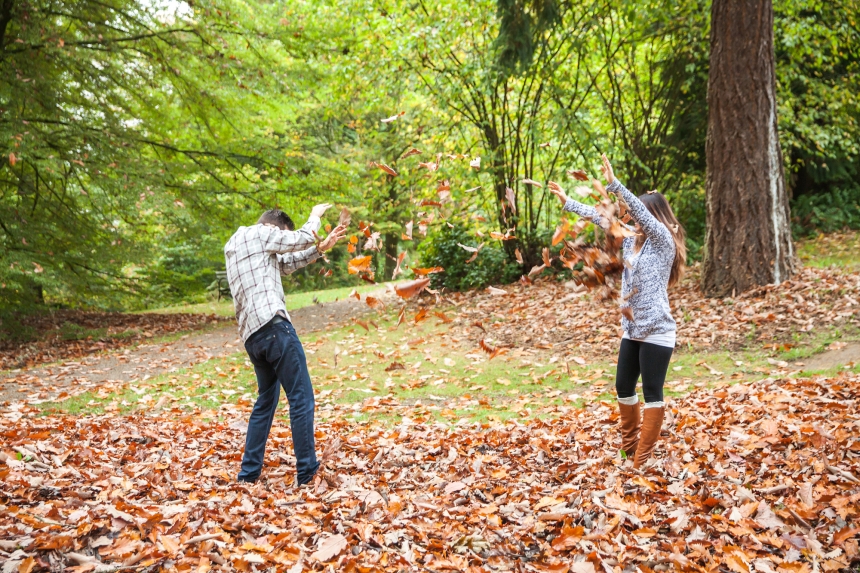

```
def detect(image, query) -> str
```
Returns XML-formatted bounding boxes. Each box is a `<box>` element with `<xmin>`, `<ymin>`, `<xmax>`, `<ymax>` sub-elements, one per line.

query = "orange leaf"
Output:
<box><xmin>394</xmin><ymin>278</ymin><xmax>431</xmax><ymax>299</ymax></box>
<box><xmin>365</xmin><ymin>296</ymin><xmax>384</xmax><ymax>310</ymax></box>
<box><xmin>411</xmin><ymin>266</ymin><xmax>444</xmax><ymax>276</ymax></box>
<box><xmin>347</xmin><ymin>255</ymin><xmax>373</xmax><ymax>275</ymax></box>
<box><xmin>834</xmin><ymin>526</ymin><xmax>860</xmax><ymax>545</ymax></box>
<box><xmin>18</xmin><ymin>557</ymin><xmax>36</xmax><ymax>573</ymax></box>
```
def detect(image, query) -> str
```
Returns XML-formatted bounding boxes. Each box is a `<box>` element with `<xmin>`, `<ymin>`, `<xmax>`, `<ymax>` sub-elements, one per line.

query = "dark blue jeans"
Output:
<box><xmin>238</xmin><ymin>320</ymin><xmax>318</xmax><ymax>485</ymax></box>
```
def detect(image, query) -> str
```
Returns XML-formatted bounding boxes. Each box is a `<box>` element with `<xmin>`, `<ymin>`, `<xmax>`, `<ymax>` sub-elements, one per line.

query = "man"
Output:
<box><xmin>224</xmin><ymin>203</ymin><xmax>346</xmax><ymax>485</ymax></box>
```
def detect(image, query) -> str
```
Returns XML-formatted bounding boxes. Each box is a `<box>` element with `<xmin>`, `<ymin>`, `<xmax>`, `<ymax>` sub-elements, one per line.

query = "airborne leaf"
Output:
<box><xmin>394</xmin><ymin>278</ymin><xmax>431</xmax><ymax>299</ymax></box>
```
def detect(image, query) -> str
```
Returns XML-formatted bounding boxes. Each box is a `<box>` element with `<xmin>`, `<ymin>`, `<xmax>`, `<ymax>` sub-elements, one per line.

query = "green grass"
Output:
<box><xmin>797</xmin><ymin>230</ymin><xmax>860</xmax><ymax>271</ymax></box>
<box><xmin>38</xmin><ymin>231</ymin><xmax>860</xmax><ymax>425</ymax></box>
<box><xmin>40</xmin><ymin>301</ymin><xmax>860</xmax><ymax>425</ymax></box>
<box><xmin>142</xmin><ymin>282</ymin><xmax>398</xmax><ymax>317</ymax></box>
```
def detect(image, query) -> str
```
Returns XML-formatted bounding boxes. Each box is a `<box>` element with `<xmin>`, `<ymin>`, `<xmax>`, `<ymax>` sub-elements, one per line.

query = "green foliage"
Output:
<box><xmin>417</xmin><ymin>226</ymin><xmax>520</xmax><ymax>291</ymax></box>
<box><xmin>792</xmin><ymin>185</ymin><xmax>860</xmax><ymax>236</ymax></box>
<box><xmin>2</xmin><ymin>0</ymin><xmax>858</xmax><ymax>313</ymax></box>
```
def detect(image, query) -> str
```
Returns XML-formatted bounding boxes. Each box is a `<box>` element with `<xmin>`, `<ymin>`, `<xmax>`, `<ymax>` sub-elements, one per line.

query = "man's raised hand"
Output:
<box><xmin>547</xmin><ymin>181</ymin><xmax>569</xmax><ymax>206</ymax></box>
<box><xmin>310</xmin><ymin>203</ymin><xmax>333</xmax><ymax>219</ymax></box>
<box><xmin>317</xmin><ymin>224</ymin><xmax>347</xmax><ymax>253</ymax></box>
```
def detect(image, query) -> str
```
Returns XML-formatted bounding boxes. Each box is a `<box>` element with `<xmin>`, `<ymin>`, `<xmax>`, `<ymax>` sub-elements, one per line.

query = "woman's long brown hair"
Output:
<box><xmin>636</xmin><ymin>192</ymin><xmax>686</xmax><ymax>288</ymax></box>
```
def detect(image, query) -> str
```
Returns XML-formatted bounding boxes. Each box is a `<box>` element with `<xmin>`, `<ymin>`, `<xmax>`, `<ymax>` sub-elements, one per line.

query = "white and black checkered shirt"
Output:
<box><xmin>224</xmin><ymin>217</ymin><xmax>322</xmax><ymax>342</ymax></box>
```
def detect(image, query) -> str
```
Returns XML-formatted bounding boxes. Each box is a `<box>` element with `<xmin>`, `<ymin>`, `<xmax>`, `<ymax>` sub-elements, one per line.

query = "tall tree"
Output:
<box><xmin>703</xmin><ymin>0</ymin><xmax>795</xmax><ymax>296</ymax></box>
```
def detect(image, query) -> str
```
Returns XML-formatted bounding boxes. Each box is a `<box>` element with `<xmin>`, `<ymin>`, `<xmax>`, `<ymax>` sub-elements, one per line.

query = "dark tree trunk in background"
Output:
<box><xmin>383</xmin><ymin>232</ymin><xmax>398</xmax><ymax>280</ymax></box>
<box><xmin>703</xmin><ymin>0</ymin><xmax>795</xmax><ymax>297</ymax></box>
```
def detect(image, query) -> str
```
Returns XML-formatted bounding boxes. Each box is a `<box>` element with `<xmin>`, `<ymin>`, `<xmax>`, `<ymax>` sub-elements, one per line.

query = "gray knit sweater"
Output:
<box><xmin>563</xmin><ymin>180</ymin><xmax>676</xmax><ymax>339</ymax></box>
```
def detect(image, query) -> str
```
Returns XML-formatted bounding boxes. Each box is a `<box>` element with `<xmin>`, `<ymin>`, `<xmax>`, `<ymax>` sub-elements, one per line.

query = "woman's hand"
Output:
<box><xmin>600</xmin><ymin>154</ymin><xmax>615</xmax><ymax>186</ymax></box>
<box><xmin>548</xmin><ymin>181</ymin><xmax>569</xmax><ymax>206</ymax></box>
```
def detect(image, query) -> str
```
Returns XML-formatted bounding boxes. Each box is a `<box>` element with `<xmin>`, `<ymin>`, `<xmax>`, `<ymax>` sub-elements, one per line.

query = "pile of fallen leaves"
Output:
<box><xmin>0</xmin><ymin>311</ymin><xmax>230</xmax><ymax>371</ymax></box>
<box><xmin>442</xmin><ymin>265</ymin><xmax>860</xmax><ymax>355</ymax></box>
<box><xmin>2</xmin><ymin>371</ymin><xmax>859</xmax><ymax>572</ymax></box>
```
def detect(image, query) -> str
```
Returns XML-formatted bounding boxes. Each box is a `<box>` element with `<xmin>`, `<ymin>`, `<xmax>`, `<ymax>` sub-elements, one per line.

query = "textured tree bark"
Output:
<box><xmin>703</xmin><ymin>0</ymin><xmax>795</xmax><ymax>297</ymax></box>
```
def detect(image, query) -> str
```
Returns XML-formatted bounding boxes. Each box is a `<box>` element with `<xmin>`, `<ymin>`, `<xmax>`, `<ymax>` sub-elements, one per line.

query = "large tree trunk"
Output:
<box><xmin>702</xmin><ymin>0</ymin><xmax>795</xmax><ymax>297</ymax></box>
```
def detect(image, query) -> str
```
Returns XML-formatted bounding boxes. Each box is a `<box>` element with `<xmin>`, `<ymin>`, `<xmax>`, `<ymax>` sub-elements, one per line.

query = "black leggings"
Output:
<box><xmin>615</xmin><ymin>338</ymin><xmax>674</xmax><ymax>403</ymax></box>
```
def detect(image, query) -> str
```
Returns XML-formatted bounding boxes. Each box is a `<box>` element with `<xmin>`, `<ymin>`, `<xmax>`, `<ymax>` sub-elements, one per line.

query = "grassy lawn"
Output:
<box><xmin>42</xmin><ymin>301</ymin><xmax>860</xmax><ymax>424</ymax></box>
<box><xmin>39</xmin><ymin>231</ymin><xmax>860</xmax><ymax>424</ymax></box>
<box><xmin>141</xmin><ymin>282</ymin><xmax>397</xmax><ymax>317</ymax></box>
<box><xmin>797</xmin><ymin>229</ymin><xmax>860</xmax><ymax>270</ymax></box>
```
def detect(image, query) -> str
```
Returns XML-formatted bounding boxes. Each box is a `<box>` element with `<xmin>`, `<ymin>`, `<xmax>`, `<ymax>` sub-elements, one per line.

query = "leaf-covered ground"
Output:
<box><xmin>2</xmin><ymin>371</ymin><xmax>860</xmax><ymax>572</ymax></box>
<box><xmin>445</xmin><ymin>265</ymin><xmax>859</xmax><ymax>354</ymax></box>
<box><xmin>2</xmin><ymin>237</ymin><xmax>858</xmax><ymax>571</ymax></box>
<box><xmin>0</xmin><ymin>311</ymin><xmax>229</xmax><ymax>372</ymax></box>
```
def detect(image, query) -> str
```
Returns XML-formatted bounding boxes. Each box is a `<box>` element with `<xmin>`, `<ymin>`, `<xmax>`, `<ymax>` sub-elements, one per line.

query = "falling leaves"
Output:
<box><xmin>457</xmin><ymin>242</ymin><xmax>484</xmax><ymax>264</ymax></box>
<box><xmin>338</xmin><ymin>207</ymin><xmax>351</xmax><ymax>228</ymax></box>
<box><xmin>521</xmin><ymin>178</ymin><xmax>543</xmax><ymax>187</ymax></box>
<box><xmin>347</xmin><ymin>255</ymin><xmax>373</xmax><ymax>275</ymax></box>
<box><xmin>400</xmin><ymin>148</ymin><xmax>421</xmax><ymax>159</ymax></box>
<box><xmin>391</xmin><ymin>251</ymin><xmax>407</xmax><ymax>280</ymax></box>
<box><xmin>478</xmin><ymin>338</ymin><xmax>507</xmax><ymax>358</ymax></box>
<box><xmin>380</xmin><ymin>111</ymin><xmax>405</xmax><ymax>123</ymax></box>
<box><xmin>402</xmin><ymin>220</ymin><xmax>413</xmax><ymax>241</ymax></box>
<box><xmin>370</xmin><ymin>161</ymin><xmax>398</xmax><ymax>176</ymax></box>
<box><xmin>620</xmin><ymin>306</ymin><xmax>634</xmax><ymax>321</ymax></box>
<box><xmin>394</xmin><ymin>277</ymin><xmax>431</xmax><ymax>299</ymax></box>
<box><xmin>410</xmin><ymin>266</ymin><xmax>444</xmax><ymax>276</ymax></box>
<box><xmin>505</xmin><ymin>186</ymin><xmax>517</xmax><ymax>216</ymax></box>
<box><xmin>365</xmin><ymin>295</ymin><xmax>384</xmax><ymax>310</ymax></box>
<box><xmin>469</xmin><ymin>157</ymin><xmax>481</xmax><ymax>169</ymax></box>
<box><xmin>567</xmin><ymin>168</ymin><xmax>590</xmax><ymax>181</ymax></box>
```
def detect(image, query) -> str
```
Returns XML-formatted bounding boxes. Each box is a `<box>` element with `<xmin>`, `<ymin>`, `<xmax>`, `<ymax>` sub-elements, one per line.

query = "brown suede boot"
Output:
<box><xmin>633</xmin><ymin>406</ymin><xmax>665</xmax><ymax>468</ymax></box>
<box><xmin>618</xmin><ymin>402</ymin><xmax>640</xmax><ymax>460</ymax></box>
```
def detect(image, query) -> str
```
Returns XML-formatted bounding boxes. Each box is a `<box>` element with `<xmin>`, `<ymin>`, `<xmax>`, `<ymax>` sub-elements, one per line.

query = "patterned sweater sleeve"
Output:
<box><xmin>563</xmin><ymin>198</ymin><xmax>603</xmax><ymax>226</ymax></box>
<box><xmin>606</xmin><ymin>180</ymin><xmax>673</xmax><ymax>251</ymax></box>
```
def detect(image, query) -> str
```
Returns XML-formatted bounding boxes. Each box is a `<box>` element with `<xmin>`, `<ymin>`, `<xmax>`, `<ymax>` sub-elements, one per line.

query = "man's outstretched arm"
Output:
<box><xmin>262</xmin><ymin>204</ymin><xmax>333</xmax><ymax>255</ymax></box>
<box><xmin>277</xmin><ymin>222</ymin><xmax>347</xmax><ymax>275</ymax></box>
<box><xmin>277</xmin><ymin>247</ymin><xmax>321</xmax><ymax>275</ymax></box>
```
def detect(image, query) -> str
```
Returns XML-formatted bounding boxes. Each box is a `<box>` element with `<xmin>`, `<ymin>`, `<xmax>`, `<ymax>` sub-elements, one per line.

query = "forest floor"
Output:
<box><xmin>1</xmin><ymin>231</ymin><xmax>860</xmax><ymax>572</ymax></box>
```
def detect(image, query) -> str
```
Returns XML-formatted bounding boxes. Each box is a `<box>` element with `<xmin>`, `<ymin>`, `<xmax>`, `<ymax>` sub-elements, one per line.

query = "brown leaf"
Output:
<box><xmin>567</xmin><ymin>168</ymin><xmax>589</xmax><ymax>181</ymax></box>
<box><xmin>338</xmin><ymin>207</ymin><xmax>351</xmax><ymax>228</ymax></box>
<box><xmin>394</xmin><ymin>278</ymin><xmax>431</xmax><ymax>299</ymax></box>
<box><xmin>370</xmin><ymin>161</ymin><xmax>398</xmax><ymax>176</ymax></box>
<box><xmin>505</xmin><ymin>187</ymin><xmax>517</xmax><ymax>215</ymax></box>
<box><xmin>401</xmin><ymin>148</ymin><xmax>421</xmax><ymax>159</ymax></box>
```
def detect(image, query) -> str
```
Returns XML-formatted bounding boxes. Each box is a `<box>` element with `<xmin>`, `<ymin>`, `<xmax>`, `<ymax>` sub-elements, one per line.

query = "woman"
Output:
<box><xmin>549</xmin><ymin>154</ymin><xmax>686</xmax><ymax>468</ymax></box>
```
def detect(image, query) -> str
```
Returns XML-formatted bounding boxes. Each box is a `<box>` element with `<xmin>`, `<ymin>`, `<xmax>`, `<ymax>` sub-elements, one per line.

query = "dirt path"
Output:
<box><xmin>804</xmin><ymin>342</ymin><xmax>860</xmax><ymax>371</ymax></box>
<box><xmin>0</xmin><ymin>295</ymin><xmax>385</xmax><ymax>405</ymax></box>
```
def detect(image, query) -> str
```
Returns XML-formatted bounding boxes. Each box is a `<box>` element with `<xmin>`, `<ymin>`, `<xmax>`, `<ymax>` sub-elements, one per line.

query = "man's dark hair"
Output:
<box><xmin>258</xmin><ymin>209</ymin><xmax>294</xmax><ymax>231</ymax></box>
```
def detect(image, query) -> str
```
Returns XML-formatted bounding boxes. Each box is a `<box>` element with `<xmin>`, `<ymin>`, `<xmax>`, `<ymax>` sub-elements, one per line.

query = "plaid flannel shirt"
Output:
<box><xmin>224</xmin><ymin>217</ymin><xmax>322</xmax><ymax>342</ymax></box>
